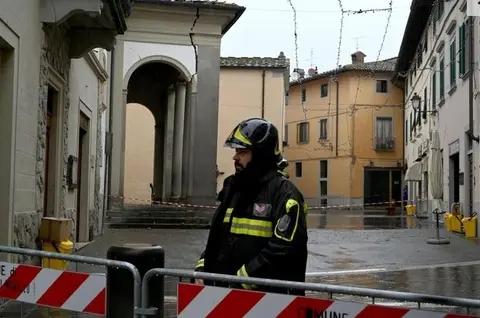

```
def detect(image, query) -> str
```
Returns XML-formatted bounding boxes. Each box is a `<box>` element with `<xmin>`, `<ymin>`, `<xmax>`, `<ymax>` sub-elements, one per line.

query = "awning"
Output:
<box><xmin>405</xmin><ymin>161</ymin><xmax>422</xmax><ymax>181</ymax></box>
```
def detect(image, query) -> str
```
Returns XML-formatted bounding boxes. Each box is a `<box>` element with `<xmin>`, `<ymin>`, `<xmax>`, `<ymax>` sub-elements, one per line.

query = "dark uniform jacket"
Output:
<box><xmin>195</xmin><ymin>170</ymin><xmax>308</xmax><ymax>295</ymax></box>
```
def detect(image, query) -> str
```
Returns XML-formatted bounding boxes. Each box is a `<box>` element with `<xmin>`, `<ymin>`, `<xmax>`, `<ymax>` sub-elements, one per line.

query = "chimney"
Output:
<box><xmin>351</xmin><ymin>51</ymin><xmax>366</xmax><ymax>64</ymax></box>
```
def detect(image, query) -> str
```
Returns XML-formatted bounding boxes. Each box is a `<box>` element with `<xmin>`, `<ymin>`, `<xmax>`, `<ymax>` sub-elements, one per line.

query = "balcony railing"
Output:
<box><xmin>374</xmin><ymin>137</ymin><xmax>395</xmax><ymax>151</ymax></box>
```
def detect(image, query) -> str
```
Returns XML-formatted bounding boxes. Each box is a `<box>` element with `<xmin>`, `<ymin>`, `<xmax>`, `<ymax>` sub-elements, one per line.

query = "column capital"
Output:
<box><xmin>122</xmin><ymin>88</ymin><xmax>128</xmax><ymax>95</ymax></box>
<box><xmin>168</xmin><ymin>84</ymin><xmax>175</xmax><ymax>91</ymax></box>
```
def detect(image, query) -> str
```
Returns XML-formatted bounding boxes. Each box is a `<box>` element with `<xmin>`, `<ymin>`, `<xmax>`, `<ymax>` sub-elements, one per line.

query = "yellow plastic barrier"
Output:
<box><xmin>444</xmin><ymin>213</ymin><xmax>452</xmax><ymax>231</ymax></box>
<box><xmin>405</xmin><ymin>205</ymin><xmax>416</xmax><ymax>216</ymax></box>
<box><xmin>450</xmin><ymin>214</ymin><xmax>464</xmax><ymax>233</ymax></box>
<box><xmin>42</xmin><ymin>240</ymin><xmax>74</xmax><ymax>270</ymax></box>
<box><xmin>462</xmin><ymin>216</ymin><xmax>477</xmax><ymax>238</ymax></box>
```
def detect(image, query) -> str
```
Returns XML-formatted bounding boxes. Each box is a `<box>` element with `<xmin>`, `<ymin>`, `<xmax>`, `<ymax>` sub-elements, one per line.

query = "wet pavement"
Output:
<box><xmin>2</xmin><ymin>212</ymin><xmax>480</xmax><ymax>316</ymax></box>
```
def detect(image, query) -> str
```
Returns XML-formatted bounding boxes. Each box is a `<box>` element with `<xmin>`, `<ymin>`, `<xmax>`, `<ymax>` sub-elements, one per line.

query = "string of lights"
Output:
<box><xmin>287</xmin><ymin>0</ymin><xmax>307</xmax><ymax>122</ymax></box>
<box><xmin>284</xmin><ymin>0</ymin><xmax>402</xmax><ymax>163</ymax></box>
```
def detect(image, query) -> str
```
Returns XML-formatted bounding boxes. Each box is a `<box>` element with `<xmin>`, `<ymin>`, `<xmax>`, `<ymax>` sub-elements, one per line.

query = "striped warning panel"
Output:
<box><xmin>177</xmin><ymin>283</ymin><xmax>477</xmax><ymax>318</ymax></box>
<box><xmin>0</xmin><ymin>261</ymin><xmax>105</xmax><ymax>315</ymax></box>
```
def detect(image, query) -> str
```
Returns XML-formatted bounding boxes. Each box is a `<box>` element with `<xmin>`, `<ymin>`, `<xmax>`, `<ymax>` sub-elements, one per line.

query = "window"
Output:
<box><xmin>320</xmin><ymin>84</ymin><xmax>328</xmax><ymax>98</ymax></box>
<box><xmin>423</xmin><ymin>37</ymin><xmax>428</xmax><ymax>52</ymax></box>
<box><xmin>320</xmin><ymin>160</ymin><xmax>328</xmax><ymax>178</ymax></box>
<box><xmin>319</xmin><ymin>118</ymin><xmax>328</xmax><ymax>140</ymax></box>
<box><xmin>413</xmin><ymin>110</ymin><xmax>417</xmax><ymax>134</ymax></box>
<box><xmin>285</xmin><ymin>94</ymin><xmax>289</xmax><ymax>106</ymax></box>
<box><xmin>284</xmin><ymin>124</ymin><xmax>288</xmax><ymax>146</ymax></box>
<box><xmin>375</xmin><ymin>117</ymin><xmax>394</xmax><ymax>150</ymax></box>
<box><xmin>319</xmin><ymin>160</ymin><xmax>328</xmax><ymax>206</ymax></box>
<box><xmin>449</xmin><ymin>39</ymin><xmax>456</xmax><ymax>87</ymax></box>
<box><xmin>436</xmin><ymin>0</ymin><xmax>444</xmax><ymax>20</ymax></box>
<box><xmin>301</xmin><ymin>88</ymin><xmax>306</xmax><ymax>102</ymax></box>
<box><xmin>409</xmin><ymin>112</ymin><xmax>413</xmax><ymax>139</ymax></box>
<box><xmin>297</xmin><ymin>122</ymin><xmax>309</xmax><ymax>143</ymax></box>
<box><xmin>320</xmin><ymin>181</ymin><xmax>328</xmax><ymax>196</ymax></box>
<box><xmin>376</xmin><ymin>80</ymin><xmax>388</xmax><ymax>93</ymax></box>
<box><xmin>432</xmin><ymin>72</ymin><xmax>437</xmax><ymax>108</ymax></box>
<box><xmin>295</xmin><ymin>162</ymin><xmax>302</xmax><ymax>177</ymax></box>
<box><xmin>405</xmin><ymin>119</ymin><xmax>408</xmax><ymax>145</ymax></box>
<box><xmin>422</xmin><ymin>87</ymin><xmax>427</xmax><ymax>120</ymax></box>
<box><xmin>459</xmin><ymin>23</ymin><xmax>467</xmax><ymax>76</ymax></box>
<box><xmin>439</xmin><ymin>58</ymin><xmax>445</xmax><ymax>100</ymax></box>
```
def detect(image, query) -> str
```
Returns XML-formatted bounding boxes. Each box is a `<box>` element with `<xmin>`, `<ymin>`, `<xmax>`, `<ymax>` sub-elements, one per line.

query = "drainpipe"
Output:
<box><xmin>467</xmin><ymin>16</ymin><xmax>479</xmax><ymax>143</ymax></box>
<box><xmin>261</xmin><ymin>69</ymin><xmax>266</xmax><ymax>118</ymax></box>
<box><xmin>335</xmin><ymin>78</ymin><xmax>339</xmax><ymax>156</ymax></box>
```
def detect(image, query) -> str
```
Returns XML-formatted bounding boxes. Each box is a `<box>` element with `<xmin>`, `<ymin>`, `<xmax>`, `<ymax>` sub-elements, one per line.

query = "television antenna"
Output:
<box><xmin>352</xmin><ymin>36</ymin><xmax>366</xmax><ymax>51</ymax></box>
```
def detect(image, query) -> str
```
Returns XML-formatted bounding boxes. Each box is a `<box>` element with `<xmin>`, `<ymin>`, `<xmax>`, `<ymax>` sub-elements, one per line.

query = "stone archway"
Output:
<box><xmin>122</xmin><ymin>59</ymin><xmax>195</xmax><ymax>205</ymax></box>
<box><xmin>123</xmin><ymin>55</ymin><xmax>197</xmax><ymax>93</ymax></box>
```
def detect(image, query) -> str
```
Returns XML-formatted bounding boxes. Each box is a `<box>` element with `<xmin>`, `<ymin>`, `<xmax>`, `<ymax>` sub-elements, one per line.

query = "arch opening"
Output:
<box><xmin>124</xmin><ymin>61</ymin><xmax>193</xmax><ymax>204</ymax></box>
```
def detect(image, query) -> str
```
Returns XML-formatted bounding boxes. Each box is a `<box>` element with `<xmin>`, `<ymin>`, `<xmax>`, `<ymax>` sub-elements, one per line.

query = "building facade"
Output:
<box><xmin>121</xmin><ymin>54</ymin><xmax>289</xmax><ymax>201</ymax></box>
<box><xmin>216</xmin><ymin>54</ymin><xmax>290</xmax><ymax>192</ymax></box>
<box><xmin>108</xmin><ymin>0</ymin><xmax>245</xmax><ymax>209</ymax></box>
<box><xmin>284</xmin><ymin>52</ymin><xmax>404</xmax><ymax>207</ymax></box>
<box><xmin>396</xmin><ymin>0</ymin><xmax>479</xmax><ymax>223</ymax></box>
<box><xmin>0</xmin><ymin>0</ymin><xmax>131</xmax><ymax>261</ymax></box>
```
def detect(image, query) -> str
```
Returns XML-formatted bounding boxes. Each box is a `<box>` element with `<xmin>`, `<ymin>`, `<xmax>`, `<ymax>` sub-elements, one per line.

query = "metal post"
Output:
<box><xmin>427</xmin><ymin>210</ymin><xmax>450</xmax><ymax>245</ymax></box>
<box><xmin>107</xmin><ymin>244</ymin><xmax>165</xmax><ymax>318</ymax></box>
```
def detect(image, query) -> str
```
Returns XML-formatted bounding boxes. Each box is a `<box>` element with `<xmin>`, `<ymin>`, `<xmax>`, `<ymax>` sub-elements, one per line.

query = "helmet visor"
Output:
<box><xmin>224</xmin><ymin>124</ymin><xmax>253</xmax><ymax>149</ymax></box>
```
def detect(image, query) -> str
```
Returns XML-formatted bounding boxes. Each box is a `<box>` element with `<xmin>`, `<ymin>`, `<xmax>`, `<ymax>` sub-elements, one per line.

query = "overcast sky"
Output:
<box><xmin>220</xmin><ymin>0</ymin><xmax>411</xmax><ymax>73</ymax></box>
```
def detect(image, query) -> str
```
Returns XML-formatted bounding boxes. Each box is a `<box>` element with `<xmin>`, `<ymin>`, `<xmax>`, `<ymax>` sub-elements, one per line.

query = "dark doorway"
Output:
<box><xmin>44</xmin><ymin>86</ymin><xmax>57</xmax><ymax>216</ymax></box>
<box><xmin>364</xmin><ymin>170</ymin><xmax>389</xmax><ymax>205</ymax></box>
<box><xmin>76</xmin><ymin>113</ymin><xmax>89</xmax><ymax>242</ymax></box>
<box><xmin>450</xmin><ymin>153</ymin><xmax>460</xmax><ymax>203</ymax></box>
<box><xmin>469</xmin><ymin>154</ymin><xmax>473</xmax><ymax>215</ymax></box>
<box><xmin>391</xmin><ymin>170</ymin><xmax>402</xmax><ymax>203</ymax></box>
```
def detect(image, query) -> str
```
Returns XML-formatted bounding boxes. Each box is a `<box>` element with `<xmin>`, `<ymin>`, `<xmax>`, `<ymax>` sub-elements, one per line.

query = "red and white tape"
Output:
<box><xmin>110</xmin><ymin>195</ymin><xmax>407</xmax><ymax>211</ymax></box>
<box><xmin>177</xmin><ymin>283</ymin><xmax>474</xmax><ymax>318</ymax></box>
<box><xmin>0</xmin><ymin>262</ymin><xmax>105</xmax><ymax>315</ymax></box>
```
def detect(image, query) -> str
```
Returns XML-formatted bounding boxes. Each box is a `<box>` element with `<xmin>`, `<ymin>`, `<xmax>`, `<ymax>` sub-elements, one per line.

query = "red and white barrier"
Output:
<box><xmin>0</xmin><ymin>261</ymin><xmax>105</xmax><ymax>315</ymax></box>
<box><xmin>177</xmin><ymin>283</ymin><xmax>475</xmax><ymax>318</ymax></box>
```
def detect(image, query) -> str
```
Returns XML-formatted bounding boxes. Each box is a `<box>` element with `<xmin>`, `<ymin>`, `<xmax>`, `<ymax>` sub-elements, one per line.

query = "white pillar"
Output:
<box><xmin>162</xmin><ymin>85</ymin><xmax>175</xmax><ymax>200</ymax></box>
<box><xmin>181</xmin><ymin>84</ymin><xmax>192</xmax><ymax>199</ymax></box>
<box><xmin>171</xmin><ymin>81</ymin><xmax>187</xmax><ymax>200</ymax></box>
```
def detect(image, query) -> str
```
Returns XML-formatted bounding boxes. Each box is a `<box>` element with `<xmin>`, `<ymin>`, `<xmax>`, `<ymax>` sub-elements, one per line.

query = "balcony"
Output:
<box><xmin>40</xmin><ymin>0</ymin><xmax>133</xmax><ymax>58</ymax></box>
<box><xmin>374</xmin><ymin>137</ymin><xmax>395</xmax><ymax>151</ymax></box>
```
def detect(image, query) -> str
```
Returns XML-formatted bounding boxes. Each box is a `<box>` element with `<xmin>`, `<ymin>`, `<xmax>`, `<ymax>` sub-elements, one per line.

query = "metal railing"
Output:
<box><xmin>0</xmin><ymin>246</ymin><xmax>142</xmax><ymax>318</ymax></box>
<box><xmin>140</xmin><ymin>268</ymin><xmax>480</xmax><ymax>317</ymax></box>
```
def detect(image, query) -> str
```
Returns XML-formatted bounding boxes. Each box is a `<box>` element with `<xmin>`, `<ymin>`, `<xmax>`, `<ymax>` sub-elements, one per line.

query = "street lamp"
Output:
<box><xmin>411</xmin><ymin>92</ymin><xmax>437</xmax><ymax>116</ymax></box>
<box><xmin>411</xmin><ymin>93</ymin><xmax>421</xmax><ymax>111</ymax></box>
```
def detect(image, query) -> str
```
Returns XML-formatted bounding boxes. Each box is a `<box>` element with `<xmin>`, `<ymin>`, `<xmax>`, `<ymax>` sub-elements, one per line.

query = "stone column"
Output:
<box><xmin>162</xmin><ymin>85</ymin><xmax>175</xmax><ymax>200</ymax></box>
<box><xmin>181</xmin><ymin>83</ymin><xmax>192</xmax><ymax>199</ymax></box>
<box><xmin>153</xmin><ymin>123</ymin><xmax>164</xmax><ymax>202</ymax></box>
<box><xmin>171</xmin><ymin>81</ymin><xmax>187</xmax><ymax>200</ymax></box>
<box><xmin>108</xmin><ymin>39</ymin><xmax>126</xmax><ymax>210</ymax></box>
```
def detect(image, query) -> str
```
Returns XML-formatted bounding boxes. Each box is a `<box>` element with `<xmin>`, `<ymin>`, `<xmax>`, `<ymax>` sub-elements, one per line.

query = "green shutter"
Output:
<box><xmin>432</xmin><ymin>73</ymin><xmax>436</xmax><ymax>108</ymax></box>
<box><xmin>459</xmin><ymin>24</ymin><xmax>466</xmax><ymax>76</ymax></box>
<box><xmin>439</xmin><ymin>59</ymin><xmax>445</xmax><ymax>99</ymax></box>
<box><xmin>450</xmin><ymin>40</ymin><xmax>456</xmax><ymax>86</ymax></box>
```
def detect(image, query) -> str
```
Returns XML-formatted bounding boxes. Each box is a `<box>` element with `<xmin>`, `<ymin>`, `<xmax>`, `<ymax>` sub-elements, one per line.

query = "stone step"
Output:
<box><xmin>108</xmin><ymin>222</ymin><xmax>210</xmax><ymax>229</ymax></box>
<box><xmin>106</xmin><ymin>210</ymin><xmax>195</xmax><ymax>218</ymax></box>
<box><xmin>106</xmin><ymin>215</ymin><xmax>211</xmax><ymax>223</ymax></box>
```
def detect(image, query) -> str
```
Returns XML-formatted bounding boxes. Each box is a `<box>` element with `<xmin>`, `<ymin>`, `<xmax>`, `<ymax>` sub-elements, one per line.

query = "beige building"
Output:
<box><xmin>0</xmin><ymin>0</ymin><xmax>130</xmax><ymax>261</ymax></box>
<box><xmin>284</xmin><ymin>52</ymin><xmax>404</xmax><ymax>207</ymax></box>
<box><xmin>123</xmin><ymin>54</ymin><xmax>290</xmax><ymax>202</ymax></box>
<box><xmin>216</xmin><ymin>54</ymin><xmax>290</xmax><ymax>192</ymax></box>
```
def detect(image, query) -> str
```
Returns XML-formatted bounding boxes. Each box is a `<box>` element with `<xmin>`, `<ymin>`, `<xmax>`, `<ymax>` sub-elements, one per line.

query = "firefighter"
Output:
<box><xmin>194</xmin><ymin>118</ymin><xmax>308</xmax><ymax>295</ymax></box>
